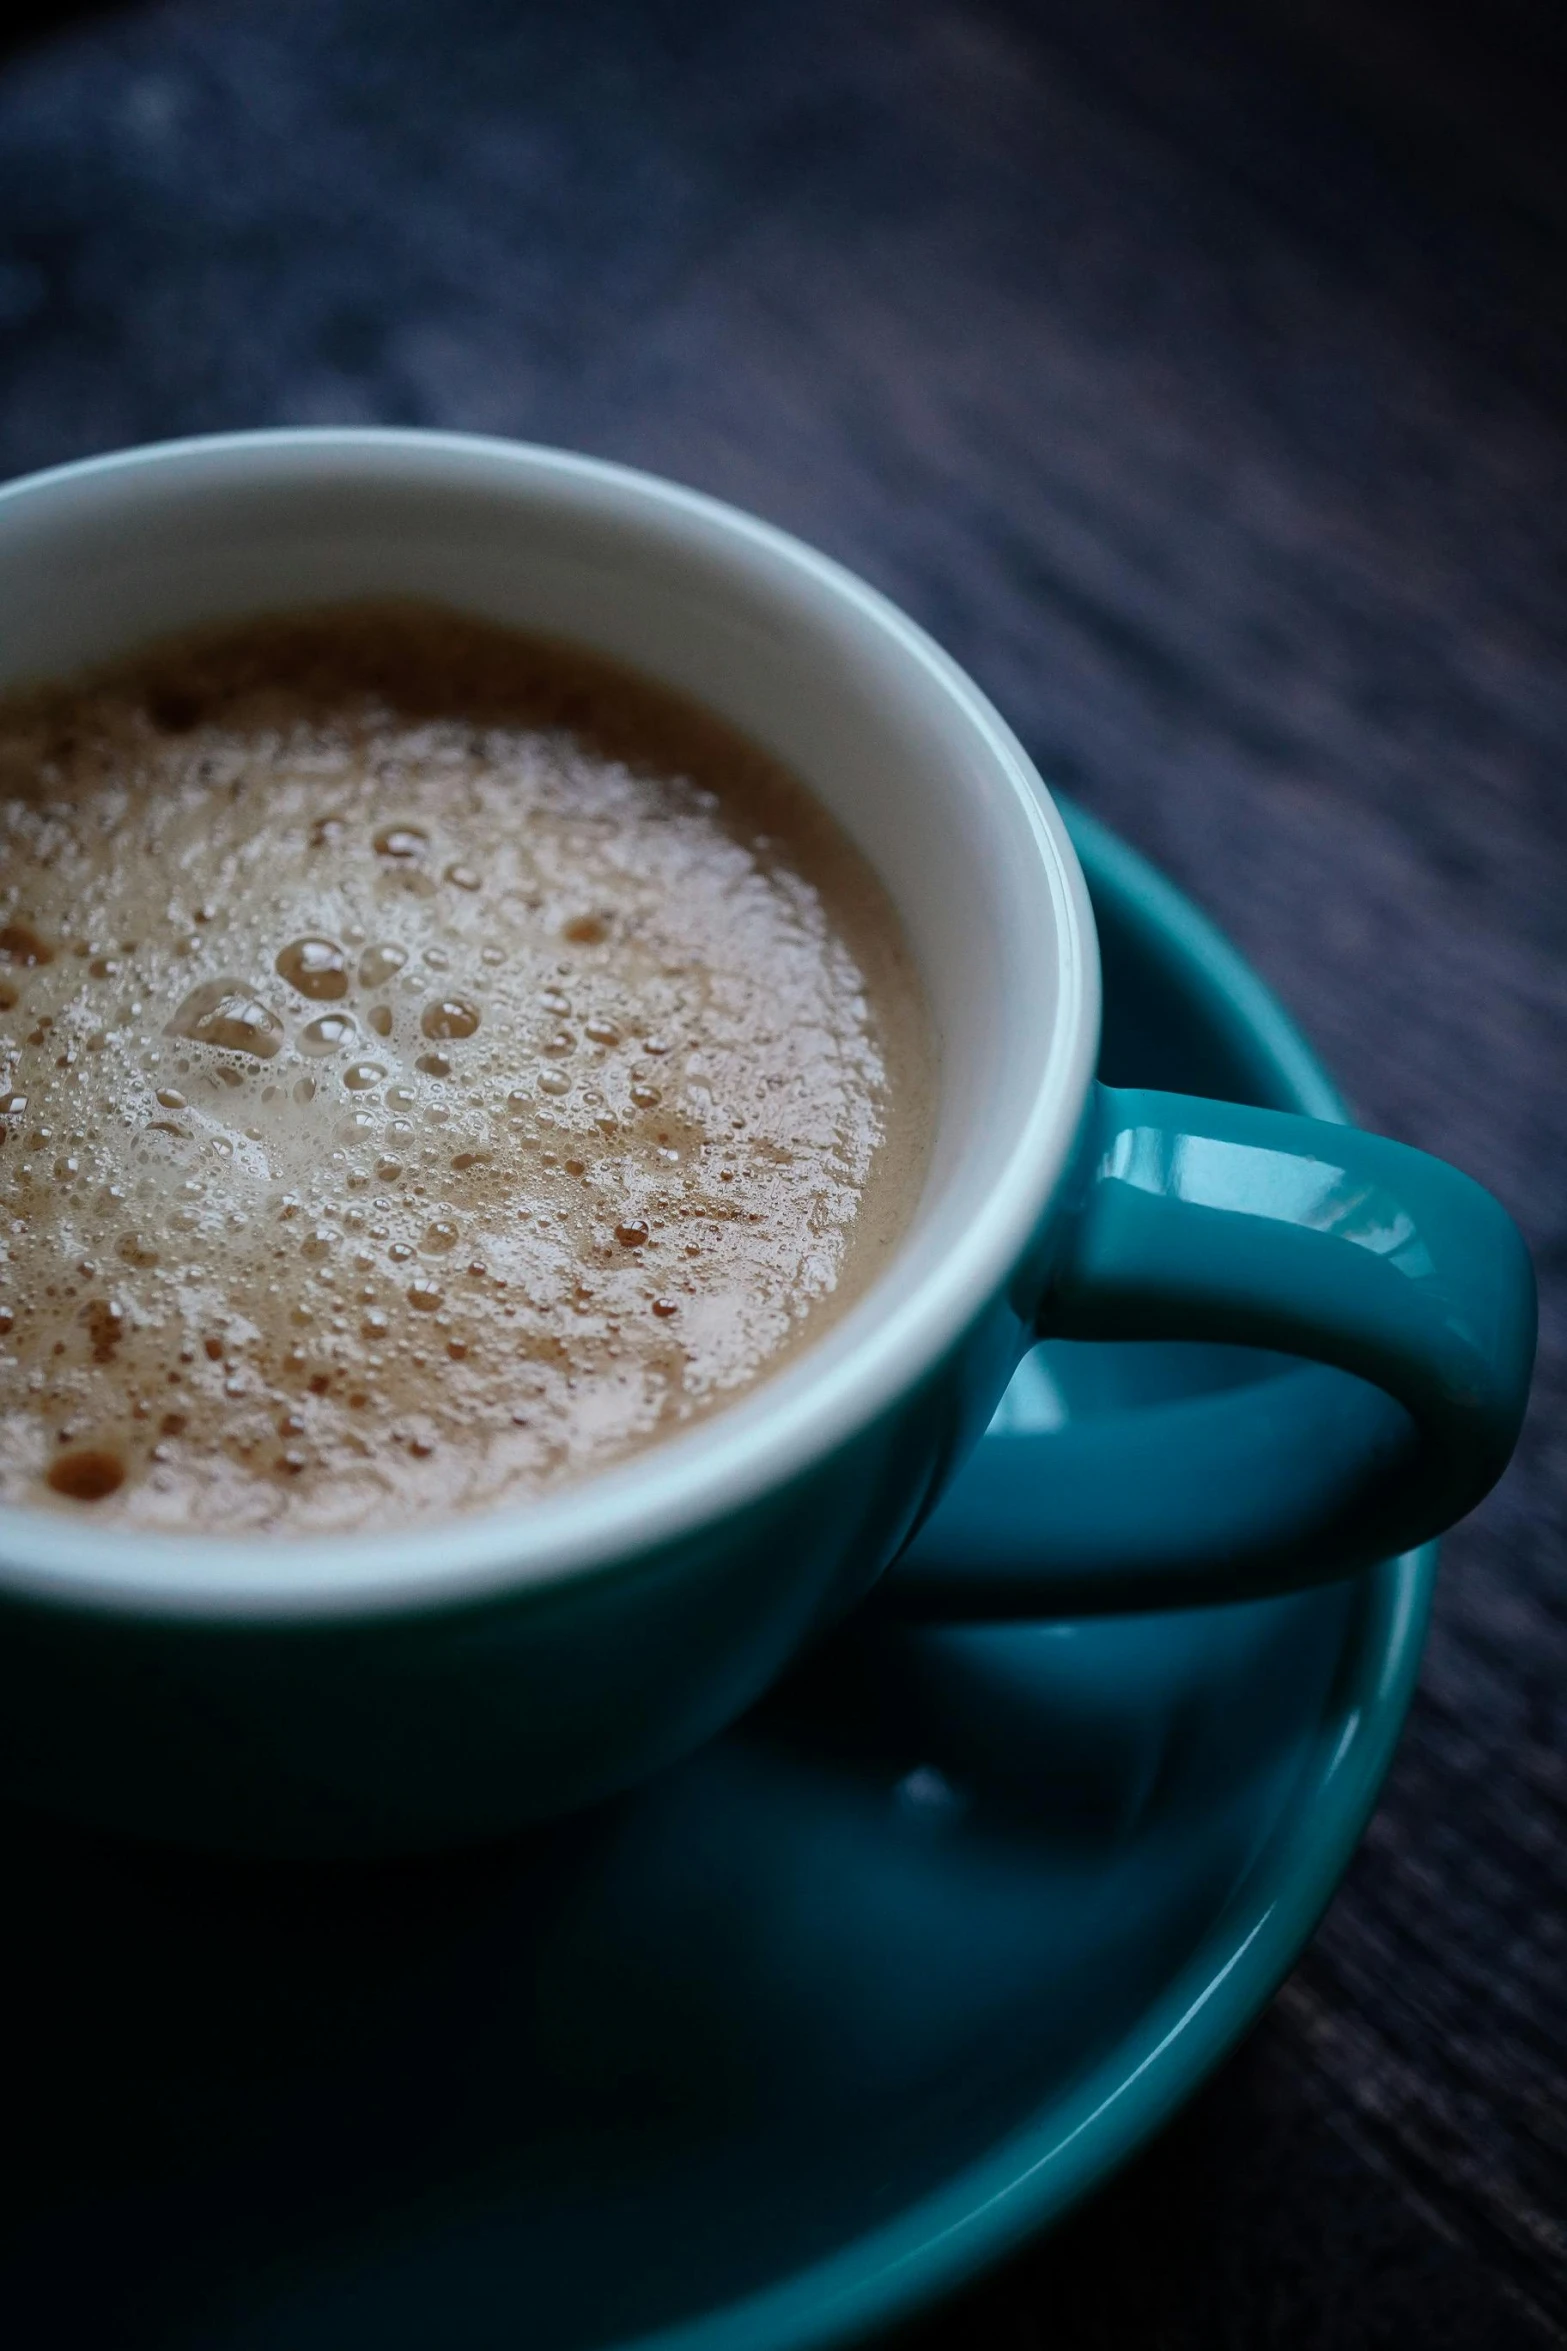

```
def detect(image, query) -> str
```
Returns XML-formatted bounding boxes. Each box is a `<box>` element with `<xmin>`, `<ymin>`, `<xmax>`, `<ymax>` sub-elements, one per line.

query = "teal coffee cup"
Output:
<box><xmin>0</xmin><ymin>432</ymin><xmax>1536</xmax><ymax>1853</ymax></box>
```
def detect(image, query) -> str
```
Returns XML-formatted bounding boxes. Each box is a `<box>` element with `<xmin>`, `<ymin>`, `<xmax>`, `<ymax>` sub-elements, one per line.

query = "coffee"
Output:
<box><xmin>0</xmin><ymin>603</ymin><xmax>930</xmax><ymax>1532</ymax></box>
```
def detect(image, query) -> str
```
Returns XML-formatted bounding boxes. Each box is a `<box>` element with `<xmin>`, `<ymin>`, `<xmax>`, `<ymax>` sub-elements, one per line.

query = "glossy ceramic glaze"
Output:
<box><xmin>2</xmin><ymin>804</ymin><xmax>1437</xmax><ymax>2351</ymax></box>
<box><xmin>0</xmin><ymin>433</ymin><xmax>1531</xmax><ymax>1852</ymax></box>
<box><xmin>902</xmin><ymin>839</ymin><xmax>1535</xmax><ymax>1608</ymax></box>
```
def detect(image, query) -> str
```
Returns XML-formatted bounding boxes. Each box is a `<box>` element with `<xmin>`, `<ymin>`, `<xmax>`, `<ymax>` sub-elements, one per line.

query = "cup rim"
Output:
<box><xmin>0</xmin><ymin>428</ymin><xmax>1098</xmax><ymax>1619</ymax></box>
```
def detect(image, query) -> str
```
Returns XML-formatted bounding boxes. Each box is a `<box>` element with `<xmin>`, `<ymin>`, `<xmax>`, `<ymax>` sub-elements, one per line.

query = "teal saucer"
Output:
<box><xmin>2</xmin><ymin>803</ymin><xmax>1433</xmax><ymax>2351</ymax></box>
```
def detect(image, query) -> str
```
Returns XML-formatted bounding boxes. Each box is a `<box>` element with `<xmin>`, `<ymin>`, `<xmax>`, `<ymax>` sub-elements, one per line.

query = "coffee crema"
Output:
<box><xmin>0</xmin><ymin>603</ymin><xmax>929</xmax><ymax>1532</ymax></box>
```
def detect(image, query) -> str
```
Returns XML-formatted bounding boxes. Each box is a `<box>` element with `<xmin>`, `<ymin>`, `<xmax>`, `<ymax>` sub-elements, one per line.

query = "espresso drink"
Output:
<box><xmin>0</xmin><ymin>604</ymin><xmax>929</xmax><ymax>1532</ymax></box>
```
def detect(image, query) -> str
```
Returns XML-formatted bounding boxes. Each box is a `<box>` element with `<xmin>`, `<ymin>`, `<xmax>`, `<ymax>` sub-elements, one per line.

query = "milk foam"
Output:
<box><xmin>0</xmin><ymin>605</ymin><xmax>929</xmax><ymax>1532</ymax></box>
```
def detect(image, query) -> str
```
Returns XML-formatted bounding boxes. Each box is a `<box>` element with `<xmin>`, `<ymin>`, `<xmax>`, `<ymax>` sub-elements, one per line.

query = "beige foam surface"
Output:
<box><xmin>0</xmin><ymin>604</ymin><xmax>930</xmax><ymax>1534</ymax></box>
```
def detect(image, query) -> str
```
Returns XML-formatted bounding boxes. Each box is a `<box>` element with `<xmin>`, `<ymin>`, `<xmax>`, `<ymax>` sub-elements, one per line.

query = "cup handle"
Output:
<box><xmin>888</xmin><ymin>1084</ymin><xmax>1536</xmax><ymax>1614</ymax></box>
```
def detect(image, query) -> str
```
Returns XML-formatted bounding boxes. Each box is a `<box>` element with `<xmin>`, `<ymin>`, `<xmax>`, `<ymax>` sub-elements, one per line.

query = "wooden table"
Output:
<box><xmin>1</xmin><ymin>2</ymin><xmax>1562</xmax><ymax>2340</ymax></box>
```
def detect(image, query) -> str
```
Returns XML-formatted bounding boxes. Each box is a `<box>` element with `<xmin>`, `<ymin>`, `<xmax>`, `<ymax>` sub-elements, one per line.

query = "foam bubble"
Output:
<box><xmin>276</xmin><ymin>938</ymin><xmax>350</xmax><ymax>999</ymax></box>
<box><xmin>167</xmin><ymin>981</ymin><xmax>284</xmax><ymax>1058</ymax></box>
<box><xmin>359</xmin><ymin>943</ymin><xmax>407</xmax><ymax>987</ymax></box>
<box><xmin>374</xmin><ymin>825</ymin><xmax>428</xmax><ymax>860</ymax></box>
<box><xmin>420</xmin><ymin>998</ymin><xmax>480</xmax><ymax>1041</ymax></box>
<box><xmin>300</xmin><ymin>1012</ymin><xmax>357</xmax><ymax>1056</ymax></box>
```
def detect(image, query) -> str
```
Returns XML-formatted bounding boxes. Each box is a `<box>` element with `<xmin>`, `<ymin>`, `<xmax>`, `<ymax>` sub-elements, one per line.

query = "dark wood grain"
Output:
<box><xmin>0</xmin><ymin>2</ymin><xmax>1562</xmax><ymax>2340</ymax></box>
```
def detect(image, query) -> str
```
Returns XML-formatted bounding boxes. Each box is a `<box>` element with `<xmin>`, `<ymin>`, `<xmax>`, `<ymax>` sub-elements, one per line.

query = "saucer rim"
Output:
<box><xmin>626</xmin><ymin>1545</ymin><xmax>1432</xmax><ymax>2351</ymax></box>
<box><xmin>13</xmin><ymin>803</ymin><xmax>1432</xmax><ymax>2351</ymax></box>
<box><xmin>607</xmin><ymin>801</ymin><xmax>1437</xmax><ymax>2350</ymax></box>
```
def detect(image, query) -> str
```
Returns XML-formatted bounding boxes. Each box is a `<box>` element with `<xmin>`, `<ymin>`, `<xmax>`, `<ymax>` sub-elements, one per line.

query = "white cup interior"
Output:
<box><xmin>0</xmin><ymin>432</ymin><xmax>1097</xmax><ymax>1609</ymax></box>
